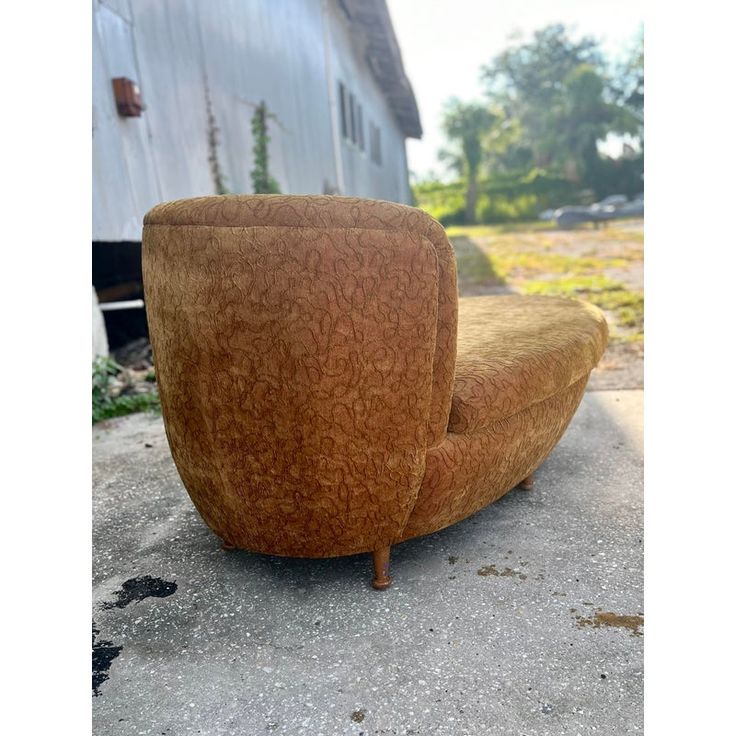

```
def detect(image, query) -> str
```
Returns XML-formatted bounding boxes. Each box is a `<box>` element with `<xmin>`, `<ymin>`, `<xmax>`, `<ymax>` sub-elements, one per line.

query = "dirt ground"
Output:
<box><xmin>448</xmin><ymin>219</ymin><xmax>643</xmax><ymax>390</ymax></box>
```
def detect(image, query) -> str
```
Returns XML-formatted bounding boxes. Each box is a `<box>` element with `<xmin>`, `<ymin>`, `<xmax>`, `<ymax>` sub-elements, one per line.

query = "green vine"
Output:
<box><xmin>205</xmin><ymin>82</ymin><xmax>229</xmax><ymax>195</ymax></box>
<box><xmin>250</xmin><ymin>101</ymin><xmax>281</xmax><ymax>194</ymax></box>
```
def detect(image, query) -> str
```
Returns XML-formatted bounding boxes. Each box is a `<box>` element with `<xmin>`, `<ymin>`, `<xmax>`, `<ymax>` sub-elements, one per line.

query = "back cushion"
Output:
<box><xmin>144</xmin><ymin>195</ymin><xmax>458</xmax><ymax>446</ymax></box>
<box><xmin>144</xmin><ymin>205</ymin><xmax>454</xmax><ymax>554</ymax></box>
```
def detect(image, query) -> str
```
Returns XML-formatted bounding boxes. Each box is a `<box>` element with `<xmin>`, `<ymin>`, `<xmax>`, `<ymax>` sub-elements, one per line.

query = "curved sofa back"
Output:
<box><xmin>142</xmin><ymin>195</ymin><xmax>457</xmax><ymax>556</ymax></box>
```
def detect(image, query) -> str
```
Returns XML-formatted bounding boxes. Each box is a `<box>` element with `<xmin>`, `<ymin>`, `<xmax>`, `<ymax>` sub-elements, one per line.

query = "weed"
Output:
<box><xmin>92</xmin><ymin>356</ymin><xmax>160</xmax><ymax>424</ymax></box>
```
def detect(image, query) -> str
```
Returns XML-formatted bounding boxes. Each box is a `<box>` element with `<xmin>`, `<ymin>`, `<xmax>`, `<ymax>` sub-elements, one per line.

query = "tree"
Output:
<box><xmin>556</xmin><ymin>63</ymin><xmax>620</xmax><ymax>182</ymax></box>
<box><xmin>482</xmin><ymin>116</ymin><xmax>532</xmax><ymax>175</ymax></box>
<box><xmin>482</xmin><ymin>25</ymin><xmax>601</xmax><ymax>164</ymax></box>
<box><xmin>480</xmin><ymin>24</ymin><xmax>643</xmax><ymax>187</ymax></box>
<box><xmin>611</xmin><ymin>27</ymin><xmax>644</xmax><ymax>140</ymax></box>
<box><xmin>422</xmin><ymin>24</ymin><xmax>644</xmax><ymax>225</ymax></box>
<box><xmin>440</xmin><ymin>99</ymin><xmax>497</xmax><ymax>223</ymax></box>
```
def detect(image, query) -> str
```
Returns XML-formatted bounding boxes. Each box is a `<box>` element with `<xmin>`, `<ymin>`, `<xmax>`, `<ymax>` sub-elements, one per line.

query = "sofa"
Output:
<box><xmin>142</xmin><ymin>195</ymin><xmax>608</xmax><ymax>589</ymax></box>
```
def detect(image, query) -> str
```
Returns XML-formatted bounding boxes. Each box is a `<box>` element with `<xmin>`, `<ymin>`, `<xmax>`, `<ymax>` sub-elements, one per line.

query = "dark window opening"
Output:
<box><xmin>338</xmin><ymin>82</ymin><xmax>349</xmax><ymax>139</ymax></box>
<box><xmin>370</xmin><ymin>122</ymin><xmax>382</xmax><ymax>165</ymax></box>
<box><xmin>356</xmin><ymin>103</ymin><xmax>365</xmax><ymax>151</ymax></box>
<box><xmin>93</xmin><ymin>241</ymin><xmax>148</xmax><ymax>349</ymax></box>
<box><xmin>348</xmin><ymin>92</ymin><xmax>357</xmax><ymax>145</ymax></box>
<box><xmin>338</xmin><ymin>82</ymin><xmax>366</xmax><ymax>153</ymax></box>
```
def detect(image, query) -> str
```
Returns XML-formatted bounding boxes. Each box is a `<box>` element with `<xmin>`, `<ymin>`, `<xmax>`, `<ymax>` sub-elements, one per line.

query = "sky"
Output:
<box><xmin>385</xmin><ymin>0</ymin><xmax>644</xmax><ymax>180</ymax></box>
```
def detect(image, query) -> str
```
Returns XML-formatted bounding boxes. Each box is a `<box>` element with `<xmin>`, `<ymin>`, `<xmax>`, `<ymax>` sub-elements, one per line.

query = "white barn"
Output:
<box><xmin>92</xmin><ymin>0</ymin><xmax>422</xmax><ymax>243</ymax></box>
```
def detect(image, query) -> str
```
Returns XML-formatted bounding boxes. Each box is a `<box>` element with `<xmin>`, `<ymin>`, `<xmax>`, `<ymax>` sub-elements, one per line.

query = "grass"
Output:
<box><xmin>492</xmin><ymin>251</ymin><xmax>631</xmax><ymax>279</ymax></box>
<box><xmin>523</xmin><ymin>276</ymin><xmax>644</xmax><ymax>341</ymax></box>
<box><xmin>445</xmin><ymin>221</ymin><xmax>556</xmax><ymax>238</ymax></box>
<box><xmin>445</xmin><ymin>218</ymin><xmax>644</xmax><ymax>240</ymax></box>
<box><xmin>449</xmin><ymin>223</ymin><xmax>643</xmax><ymax>344</ymax></box>
<box><xmin>92</xmin><ymin>356</ymin><xmax>160</xmax><ymax>424</ymax></box>
<box><xmin>93</xmin><ymin>392</ymin><xmax>161</xmax><ymax>424</ymax></box>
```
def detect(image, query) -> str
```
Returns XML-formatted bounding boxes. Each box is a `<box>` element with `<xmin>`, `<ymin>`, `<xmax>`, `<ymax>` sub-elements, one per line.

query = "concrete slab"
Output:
<box><xmin>93</xmin><ymin>390</ymin><xmax>643</xmax><ymax>735</ymax></box>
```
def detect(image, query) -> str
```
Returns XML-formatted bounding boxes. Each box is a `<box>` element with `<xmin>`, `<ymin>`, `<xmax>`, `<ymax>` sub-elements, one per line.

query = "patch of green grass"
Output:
<box><xmin>491</xmin><ymin>251</ymin><xmax>630</xmax><ymax>279</ymax></box>
<box><xmin>615</xmin><ymin>331</ymin><xmax>645</xmax><ymax>344</ymax></box>
<box><xmin>523</xmin><ymin>273</ymin><xmax>621</xmax><ymax>296</ymax></box>
<box><xmin>93</xmin><ymin>392</ymin><xmax>161</xmax><ymax>424</ymax></box>
<box><xmin>92</xmin><ymin>356</ymin><xmax>160</xmax><ymax>424</ymax></box>
<box><xmin>448</xmin><ymin>224</ymin><xmax>643</xmax><ymax>344</ymax></box>
<box><xmin>450</xmin><ymin>236</ymin><xmax>632</xmax><ymax>287</ymax></box>
<box><xmin>601</xmin><ymin>225</ymin><xmax>645</xmax><ymax>243</ymax></box>
<box><xmin>523</xmin><ymin>275</ymin><xmax>643</xmax><ymax>342</ymax></box>
<box><xmin>445</xmin><ymin>221</ymin><xmax>555</xmax><ymax>239</ymax></box>
<box><xmin>445</xmin><ymin>219</ymin><xmax>644</xmax><ymax>241</ymax></box>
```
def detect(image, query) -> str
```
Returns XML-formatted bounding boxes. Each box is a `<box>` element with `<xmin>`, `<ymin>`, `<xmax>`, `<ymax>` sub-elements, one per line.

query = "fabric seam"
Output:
<box><xmin>447</xmin><ymin>371</ymin><xmax>593</xmax><ymax>437</ymax></box>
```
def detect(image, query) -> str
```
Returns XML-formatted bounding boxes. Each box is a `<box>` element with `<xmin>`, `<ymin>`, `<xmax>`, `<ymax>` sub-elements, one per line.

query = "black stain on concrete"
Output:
<box><xmin>103</xmin><ymin>576</ymin><xmax>177</xmax><ymax>609</ymax></box>
<box><xmin>92</xmin><ymin>623</ymin><xmax>122</xmax><ymax>696</ymax></box>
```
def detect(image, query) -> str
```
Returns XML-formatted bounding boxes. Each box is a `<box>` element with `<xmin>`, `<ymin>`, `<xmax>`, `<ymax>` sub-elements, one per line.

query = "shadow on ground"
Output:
<box><xmin>451</xmin><ymin>236</ymin><xmax>516</xmax><ymax>297</ymax></box>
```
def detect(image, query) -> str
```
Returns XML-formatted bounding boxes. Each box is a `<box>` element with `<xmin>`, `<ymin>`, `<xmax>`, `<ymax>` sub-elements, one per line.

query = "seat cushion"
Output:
<box><xmin>448</xmin><ymin>295</ymin><xmax>608</xmax><ymax>434</ymax></box>
<box><xmin>402</xmin><ymin>374</ymin><xmax>588</xmax><ymax>541</ymax></box>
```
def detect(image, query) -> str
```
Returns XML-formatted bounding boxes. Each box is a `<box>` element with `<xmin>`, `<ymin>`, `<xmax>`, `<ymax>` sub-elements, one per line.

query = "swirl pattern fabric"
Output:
<box><xmin>142</xmin><ymin>195</ymin><xmax>608</xmax><ymax>560</ymax></box>
<box><xmin>448</xmin><ymin>295</ymin><xmax>608</xmax><ymax>434</ymax></box>
<box><xmin>145</xmin><ymin>195</ymin><xmax>458</xmax><ymax>448</ymax></box>
<box><xmin>402</xmin><ymin>376</ymin><xmax>588</xmax><ymax>540</ymax></box>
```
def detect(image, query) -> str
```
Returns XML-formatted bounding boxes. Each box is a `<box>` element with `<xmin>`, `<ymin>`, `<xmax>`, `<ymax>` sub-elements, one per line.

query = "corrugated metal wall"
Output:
<box><xmin>327</xmin><ymin>5</ymin><xmax>411</xmax><ymax>204</ymax></box>
<box><xmin>93</xmin><ymin>0</ymin><xmax>414</xmax><ymax>242</ymax></box>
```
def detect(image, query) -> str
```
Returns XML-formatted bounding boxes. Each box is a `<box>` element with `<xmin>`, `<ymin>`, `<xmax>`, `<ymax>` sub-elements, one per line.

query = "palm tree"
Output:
<box><xmin>441</xmin><ymin>99</ymin><xmax>496</xmax><ymax>223</ymax></box>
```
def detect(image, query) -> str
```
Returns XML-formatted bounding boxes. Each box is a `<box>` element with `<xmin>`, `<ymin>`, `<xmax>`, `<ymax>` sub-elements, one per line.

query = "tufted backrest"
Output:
<box><xmin>142</xmin><ymin>195</ymin><xmax>457</xmax><ymax>555</ymax></box>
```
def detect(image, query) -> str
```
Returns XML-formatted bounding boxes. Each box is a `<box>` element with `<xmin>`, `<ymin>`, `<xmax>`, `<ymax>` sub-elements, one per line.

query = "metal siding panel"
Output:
<box><xmin>326</xmin><ymin>3</ymin><xmax>410</xmax><ymax>203</ymax></box>
<box><xmin>98</xmin><ymin>0</ymin><xmax>133</xmax><ymax>23</ymax></box>
<box><xmin>96</xmin><ymin>4</ymin><xmax>162</xmax><ymax>230</ymax></box>
<box><xmin>92</xmin><ymin>0</ymin><xmax>411</xmax><ymax>240</ymax></box>
<box><xmin>93</xmin><ymin>2</ymin><xmax>155</xmax><ymax>240</ymax></box>
<box><xmin>127</xmin><ymin>0</ymin><xmax>212</xmax><ymax>201</ymax></box>
<box><xmin>195</xmin><ymin>0</ymin><xmax>336</xmax><ymax>195</ymax></box>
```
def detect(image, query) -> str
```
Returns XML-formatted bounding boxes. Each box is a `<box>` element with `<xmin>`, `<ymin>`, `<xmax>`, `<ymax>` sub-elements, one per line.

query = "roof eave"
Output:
<box><xmin>339</xmin><ymin>0</ymin><xmax>423</xmax><ymax>139</ymax></box>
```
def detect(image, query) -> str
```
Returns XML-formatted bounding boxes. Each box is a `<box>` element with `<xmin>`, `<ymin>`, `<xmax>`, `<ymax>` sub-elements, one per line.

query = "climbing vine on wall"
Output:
<box><xmin>250</xmin><ymin>101</ymin><xmax>281</xmax><ymax>194</ymax></box>
<box><xmin>204</xmin><ymin>81</ymin><xmax>229</xmax><ymax>195</ymax></box>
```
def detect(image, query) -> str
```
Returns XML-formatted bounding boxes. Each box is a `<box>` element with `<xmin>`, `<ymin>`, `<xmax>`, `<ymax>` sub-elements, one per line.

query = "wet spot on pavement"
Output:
<box><xmin>103</xmin><ymin>575</ymin><xmax>177</xmax><ymax>609</ymax></box>
<box><xmin>92</xmin><ymin>623</ymin><xmax>122</xmax><ymax>696</ymax></box>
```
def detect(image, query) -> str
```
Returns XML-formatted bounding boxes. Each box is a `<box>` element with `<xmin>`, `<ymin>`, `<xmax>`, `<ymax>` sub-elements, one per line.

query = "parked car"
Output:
<box><xmin>543</xmin><ymin>193</ymin><xmax>644</xmax><ymax>228</ymax></box>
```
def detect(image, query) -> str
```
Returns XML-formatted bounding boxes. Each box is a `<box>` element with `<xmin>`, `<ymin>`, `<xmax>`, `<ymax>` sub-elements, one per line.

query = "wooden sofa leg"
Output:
<box><xmin>371</xmin><ymin>546</ymin><xmax>393</xmax><ymax>590</ymax></box>
<box><xmin>519</xmin><ymin>473</ymin><xmax>535</xmax><ymax>491</ymax></box>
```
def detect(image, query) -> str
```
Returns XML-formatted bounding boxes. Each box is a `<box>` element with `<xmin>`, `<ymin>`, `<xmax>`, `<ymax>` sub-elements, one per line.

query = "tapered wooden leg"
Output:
<box><xmin>519</xmin><ymin>473</ymin><xmax>534</xmax><ymax>490</ymax></box>
<box><xmin>221</xmin><ymin>539</ymin><xmax>236</xmax><ymax>551</ymax></box>
<box><xmin>371</xmin><ymin>546</ymin><xmax>392</xmax><ymax>590</ymax></box>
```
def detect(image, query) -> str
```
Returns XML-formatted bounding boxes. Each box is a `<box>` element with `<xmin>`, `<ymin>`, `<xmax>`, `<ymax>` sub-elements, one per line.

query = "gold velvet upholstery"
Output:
<box><xmin>142</xmin><ymin>195</ymin><xmax>608</xmax><ymax>562</ymax></box>
<box><xmin>449</xmin><ymin>295</ymin><xmax>608</xmax><ymax>433</ymax></box>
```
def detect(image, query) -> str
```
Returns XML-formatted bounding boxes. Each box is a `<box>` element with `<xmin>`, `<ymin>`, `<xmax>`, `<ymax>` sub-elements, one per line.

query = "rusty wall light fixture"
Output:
<box><xmin>112</xmin><ymin>77</ymin><xmax>145</xmax><ymax>117</ymax></box>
